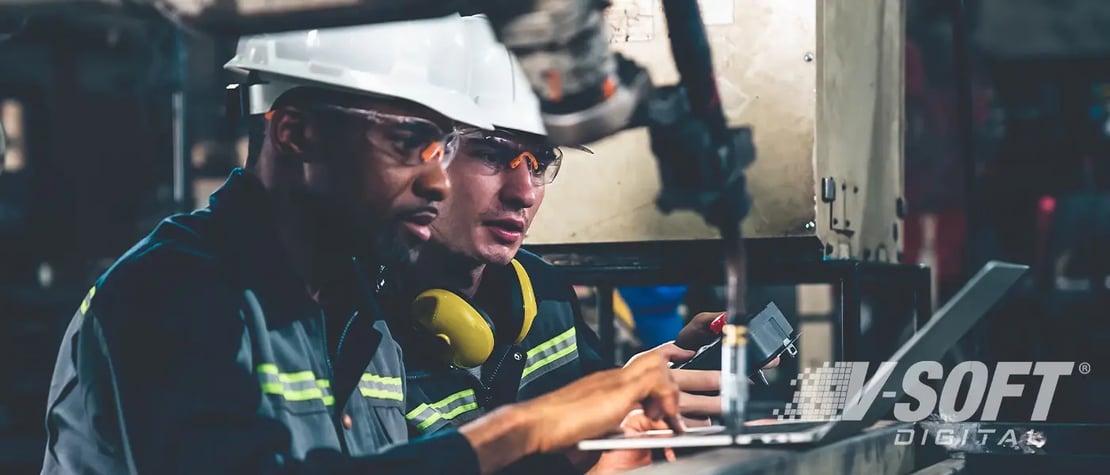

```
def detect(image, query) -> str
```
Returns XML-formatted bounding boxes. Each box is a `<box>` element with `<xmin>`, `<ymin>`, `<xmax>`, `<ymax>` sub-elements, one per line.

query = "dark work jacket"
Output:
<box><xmin>387</xmin><ymin>249</ymin><xmax>612</xmax><ymax>474</ymax></box>
<box><xmin>41</xmin><ymin>169</ymin><xmax>479</xmax><ymax>475</ymax></box>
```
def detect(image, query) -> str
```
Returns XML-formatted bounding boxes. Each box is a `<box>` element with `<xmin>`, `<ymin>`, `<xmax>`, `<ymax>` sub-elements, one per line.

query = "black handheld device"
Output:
<box><xmin>676</xmin><ymin>302</ymin><xmax>800</xmax><ymax>377</ymax></box>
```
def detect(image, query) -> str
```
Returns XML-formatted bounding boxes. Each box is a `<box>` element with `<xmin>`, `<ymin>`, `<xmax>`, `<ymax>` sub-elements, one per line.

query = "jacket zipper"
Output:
<box><xmin>321</xmin><ymin>309</ymin><xmax>360</xmax><ymax>454</ymax></box>
<box><xmin>317</xmin><ymin>311</ymin><xmax>347</xmax><ymax>453</ymax></box>
<box><xmin>479</xmin><ymin>347</ymin><xmax>516</xmax><ymax>406</ymax></box>
<box><xmin>321</xmin><ymin>309</ymin><xmax>360</xmax><ymax>374</ymax></box>
<box><xmin>320</xmin><ymin>312</ymin><xmax>333</xmax><ymax>376</ymax></box>
<box><xmin>335</xmin><ymin>310</ymin><xmax>360</xmax><ymax>363</ymax></box>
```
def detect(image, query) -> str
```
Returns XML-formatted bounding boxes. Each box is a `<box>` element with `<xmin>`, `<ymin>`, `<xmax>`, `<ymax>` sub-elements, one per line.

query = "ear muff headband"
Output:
<box><xmin>508</xmin><ymin>259</ymin><xmax>538</xmax><ymax>344</ymax></box>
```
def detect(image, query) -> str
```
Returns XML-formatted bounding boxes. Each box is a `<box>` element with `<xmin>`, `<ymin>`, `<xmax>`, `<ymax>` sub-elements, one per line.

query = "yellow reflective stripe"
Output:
<box><xmin>409</xmin><ymin>389</ymin><xmax>478</xmax><ymax>428</ymax></box>
<box><xmin>284</xmin><ymin>387</ymin><xmax>324</xmax><ymax>401</ymax></box>
<box><xmin>431</xmin><ymin>389</ymin><xmax>474</xmax><ymax>409</ymax></box>
<box><xmin>527</xmin><ymin>328</ymin><xmax>575</xmax><ymax>359</ymax></box>
<box><xmin>79</xmin><ymin>286</ymin><xmax>97</xmax><ymax>315</ymax></box>
<box><xmin>522</xmin><ymin>343</ymin><xmax>578</xmax><ymax>378</ymax></box>
<box><xmin>412</xmin><ymin>409</ymin><xmax>444</xmax><ymax>431</ymax></box>
<box><xmin>406</xmin><ymin>397</ymin><xmax>479</xmax><ymax>432</ymax></box>
<box><xmin>442</xmin><ymin>402</ymin><xmax>478</xmax><ymax>420</ymax></box>
<box><xmin>318</xmin><ymin>380</ymin><xmax>333</xmax><ymax>404</ymax></box>
<box><xmin>361</xmin><ymin>373</ymin><xmax>402</xmax><ymax>385</ymax></box>
<box><xmin>358</xmin><ymin>372</ymin><xmax>403</xmax><ymax>402</ymax></box>
<box><xmin>406</xmin><ymin>403</ymin><xmax>433</xmax><ymax>420</ymax></box>
<box><xmin>256</xmin><ymin>366</ymin><xmax>318</xmax><ymax>383</ymax></box>
<box><xmin>416</xmin><ymin>416</ymin><xmax>443</xmax><ymax>431</ymax></box>
<box><xmin>360</xmin><ymin>387</ymin><xmax>404</xmax><ymax>401</ymax></box>
<box><xmin>277</xmin><ymin>371</ymin><xmax>316</xmax><ymax>383</ymax></box>
<box><xmin>256</xmin><ymin>365</ymin><xmax>334</xmax><ymax>406</ymax></box>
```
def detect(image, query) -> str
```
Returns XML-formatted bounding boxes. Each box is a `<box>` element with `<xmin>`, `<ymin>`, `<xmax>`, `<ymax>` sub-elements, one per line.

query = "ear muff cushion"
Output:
<box><xmin>508</xmin><ymin>259</ymin><xmax>538</xmax><ymax>344</ymax></box>
<box><xmin>412</xmin><ymin>289</ymin><xmax>495</xmax><ymax>368</ymax></box>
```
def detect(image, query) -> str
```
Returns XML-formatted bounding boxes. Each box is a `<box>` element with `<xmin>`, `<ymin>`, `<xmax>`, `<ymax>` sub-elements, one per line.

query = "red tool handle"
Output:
<box><xmin>710</xmin><ymin>312</ymin><xmax>728</xmax><ymax>334</ymax></box>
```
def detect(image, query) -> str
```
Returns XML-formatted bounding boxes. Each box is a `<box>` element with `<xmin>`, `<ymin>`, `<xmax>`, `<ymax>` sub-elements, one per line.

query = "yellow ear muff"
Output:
<box><xmin>411</xmin><ymin>289</ymin><xmax>495</xmax><ymax>369</ymax></box>
<box><xmin>509</xmin><ymin>259</ymin><xmax>538</xmax><ymax>344</ymax></box>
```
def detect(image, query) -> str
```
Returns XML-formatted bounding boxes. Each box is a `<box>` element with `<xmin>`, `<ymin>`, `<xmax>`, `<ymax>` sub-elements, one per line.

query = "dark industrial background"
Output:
<box><xmin>3</xmin><ymin>1</ymin><xmax>1110</xmax><ymax>473</ymax></box>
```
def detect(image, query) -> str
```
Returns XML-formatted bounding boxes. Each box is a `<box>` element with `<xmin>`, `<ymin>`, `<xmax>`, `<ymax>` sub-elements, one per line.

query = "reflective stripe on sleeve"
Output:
<box><xmin>520</xmin><ymin>327</ymin><xmax>579</xmax><ymax>388</ymax></box>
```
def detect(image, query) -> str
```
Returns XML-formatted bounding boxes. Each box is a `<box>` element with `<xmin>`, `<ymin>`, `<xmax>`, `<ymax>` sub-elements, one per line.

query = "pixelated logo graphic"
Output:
<box><xmin>774</xmin><ymin>362</ymin><xmax>865</xmax><ymax>422</ymax></box>
<box><xmin>775</xmin><ymin>361</ymin><xmax>1080</xmax><ymax>424</ymax></box>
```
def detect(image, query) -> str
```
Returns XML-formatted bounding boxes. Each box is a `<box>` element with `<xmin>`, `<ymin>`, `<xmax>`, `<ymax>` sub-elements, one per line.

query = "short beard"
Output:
<box><xmin>372</xmin><ymin>222</ymin><xmax>422</xmax><ymax>270</ymax></box>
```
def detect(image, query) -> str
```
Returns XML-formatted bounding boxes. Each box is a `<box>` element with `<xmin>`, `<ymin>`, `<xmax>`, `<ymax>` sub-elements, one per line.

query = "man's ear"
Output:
<box><xmin>267</xmin><ymin>107</ymin><xmax>322</xmax><ymax>161</ymax></box>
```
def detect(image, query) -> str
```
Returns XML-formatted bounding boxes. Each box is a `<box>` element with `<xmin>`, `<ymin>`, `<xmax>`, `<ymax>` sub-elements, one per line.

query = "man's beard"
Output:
<box><xmin>371</xmin><ymin>220</ymin><xmax>422</xmax><ymax>269</ymax></box>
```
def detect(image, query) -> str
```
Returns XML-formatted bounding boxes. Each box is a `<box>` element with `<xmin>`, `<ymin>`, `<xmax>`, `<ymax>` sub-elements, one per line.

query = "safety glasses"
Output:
<box><xmin>457</xmin><ymin>128</ymin><xmax>565</xmax><ymax>186</ymax></box>
<box><xmin>268</xmin><ymin>104</ymin><xmax>462</xmax><ymax>169</ymax></box>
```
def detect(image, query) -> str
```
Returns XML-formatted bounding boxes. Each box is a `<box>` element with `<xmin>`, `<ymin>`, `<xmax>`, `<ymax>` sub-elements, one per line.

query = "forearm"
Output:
<box><xmin>459</xmin><ymin>405</ymin><xmax>539</xmax><ymax>475</ymax></box>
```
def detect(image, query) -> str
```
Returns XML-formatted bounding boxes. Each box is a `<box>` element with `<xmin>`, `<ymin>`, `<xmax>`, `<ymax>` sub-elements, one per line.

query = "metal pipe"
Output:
<box><xmin>171</xmin><ymin>29</ymin><xmax>189</xmax><ymax>212</ymax></box>
<box><xmin>172</xmin><ymin>91</ymin><xmax>187</xmax><ymax>212</ymax></box>
<box><xmin>659</xmin><ymin>0</ymin><xmax>749</xmax><ymax>432</ymax></box>
<box><xmin>657</xmin><ymin>0</ymin><xmax>747</xmax><ymax>324</ymax></box>
<box><xmin>951</xmin><ymin>0</ymin><xmax>975</xmax><ymax>276</ymax></box>
<box><xmin>598</xmin><ymin>285</ymin><xmax>616</xmax><ymax>364</ymax></box>
<box><xmin>660</xmin><ymin>0</ymin><xmax>728</xmax><ymax>141</ymax></box>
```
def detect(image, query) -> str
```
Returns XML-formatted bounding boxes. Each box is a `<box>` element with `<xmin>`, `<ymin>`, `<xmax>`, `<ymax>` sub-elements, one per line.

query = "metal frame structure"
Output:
<box><xmin>528</xmin><ymin>238</ymin><xmax>932</xmax><ymax>364</ymax></box>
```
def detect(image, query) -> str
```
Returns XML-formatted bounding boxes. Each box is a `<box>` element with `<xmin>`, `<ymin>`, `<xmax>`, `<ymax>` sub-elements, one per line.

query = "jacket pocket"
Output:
<box><xmin>346</xmin><ymin>401</ymin><xmax>410</xmax><ymax>454</ymax></box>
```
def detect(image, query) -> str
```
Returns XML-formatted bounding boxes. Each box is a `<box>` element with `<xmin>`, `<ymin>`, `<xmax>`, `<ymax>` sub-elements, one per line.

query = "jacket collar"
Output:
<box><xmin>206</xmin><ymin>168</ymin><xmax>387</xmax><ymax>326</ymax></box>
<box><xmin>206</xmin><ymin>169</ymin><xmax>319</xmax><ymax>325</ymax></box>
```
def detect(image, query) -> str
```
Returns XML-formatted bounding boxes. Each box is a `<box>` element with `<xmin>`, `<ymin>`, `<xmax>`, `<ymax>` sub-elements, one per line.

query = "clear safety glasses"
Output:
<box><xmin>457</xmin><ymin>128</ymin><xmax>564</xmax><ymax>186</ymax></box>
<box><xmin>268</xmin><ymin>104</ymin><xmax>463</xmax><ymax>169</ymax></box>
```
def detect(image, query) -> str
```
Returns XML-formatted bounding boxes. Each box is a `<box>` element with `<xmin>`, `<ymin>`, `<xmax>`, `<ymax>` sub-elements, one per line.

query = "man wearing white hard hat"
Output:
<box><xmin>381</xmin><ymin>15</ymin><xmax>745</xmax><ymax>474</ymax></box>
<box><xmin>41</xmin><ymin>15</ymin><xmax>682</xmax><ymax>475</ymax></box>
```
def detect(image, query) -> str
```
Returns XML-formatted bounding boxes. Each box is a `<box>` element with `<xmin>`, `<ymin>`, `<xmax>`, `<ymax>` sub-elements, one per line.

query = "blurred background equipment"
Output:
<box><xmin>529</xmin><ymin>0</ymin><xmax>909</xmax><ymax>374</ymax></box>
<box><xmin>618</xmin><ymin>285</ymin><xmax>689</xmax><ymax>348</ymax></box>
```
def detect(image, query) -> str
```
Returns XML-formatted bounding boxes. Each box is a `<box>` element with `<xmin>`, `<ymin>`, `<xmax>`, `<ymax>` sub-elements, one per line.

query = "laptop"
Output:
<box><xmin>578</xmin><ymin>260</ymin><xmax>1029</xmax><ymax>451</ymax></box>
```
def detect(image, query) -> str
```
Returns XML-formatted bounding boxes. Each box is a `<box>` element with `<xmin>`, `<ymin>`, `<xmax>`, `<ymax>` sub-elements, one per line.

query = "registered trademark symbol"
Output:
<box><xmin>1079</xmin><ymin>362</ymin><xmax>1091</xmax><ymax>375</ymax></box>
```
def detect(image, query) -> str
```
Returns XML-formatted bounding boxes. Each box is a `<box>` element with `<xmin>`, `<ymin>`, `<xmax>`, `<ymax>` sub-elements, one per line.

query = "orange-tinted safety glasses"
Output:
<box><xmin>264</xmin><ymin>104</ymin><xmax>461</xmax><ymax>169</ymax></box>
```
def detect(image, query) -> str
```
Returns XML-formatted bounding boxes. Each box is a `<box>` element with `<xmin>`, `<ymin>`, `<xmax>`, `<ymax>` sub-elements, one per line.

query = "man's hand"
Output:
<box><xmin>672</xmin><ymin>369</ymin><xmax>719</xmax><ymax>417</ymax></box>
<box><xmin>629</xmin><ymin>311</ymin><xmax>784</xmax><ymax>418</ymax></box>
<box><xmin>523</xmin><ymin>352</ymin><xmax>679</xmax><ymax>452</ymax></box>
<box><xmin>624</xmin><ymin>341</ymin><xmax>692</xmax><ymax>367</ymax></box>
<box><xmin>674</xmin><ymin>312</ymin><xmax>726</xmax><ymax>350</ymax></box>
<box><xmin>626</xmin><ymin>342</ymin><xmax>720</xmax><ymax>417</ymax></box>
<box><xmin>586</xmin><ymin>410</ymin><xmax>678</xmax><ymax>474</ymax></box>
<box><xmin>519</xmin><ymin>351</ymin><xmax>683</xmax><ymax>454</ymax></box>
<box><xmin>460</xmin><ymin>353</ymin><xmax>680</xmax><ymax>474</ymax></box>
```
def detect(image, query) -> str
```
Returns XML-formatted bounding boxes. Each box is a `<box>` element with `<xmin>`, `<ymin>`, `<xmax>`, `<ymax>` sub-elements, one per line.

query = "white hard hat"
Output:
<box><xmin>224</xmin><ymin>15</ymin><xmax>493</xmax><ymax>129</ymax></box>
<box><xmin>459</xmin><ymin>15</ymin><xmax>547</xmax><ymax>136</ymax></box>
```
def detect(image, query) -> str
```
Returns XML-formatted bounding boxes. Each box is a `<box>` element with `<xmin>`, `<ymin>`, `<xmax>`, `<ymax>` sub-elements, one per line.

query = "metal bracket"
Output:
<box><xmin>821</xmin><ymin>177</ymin><xmax>837</xmax><ymax>203</ymax></box>
<box><xmin>823</xmin><ymin>176</ymin><xmax>855</xmax><ymax>237</ymax></box>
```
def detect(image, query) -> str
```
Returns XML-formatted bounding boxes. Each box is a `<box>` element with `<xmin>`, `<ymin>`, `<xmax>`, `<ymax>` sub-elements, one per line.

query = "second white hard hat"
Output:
<box><xmin>459</xmin><ymin>15</ymin><xmax>547</xmax><ymax>137</ymax></box>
